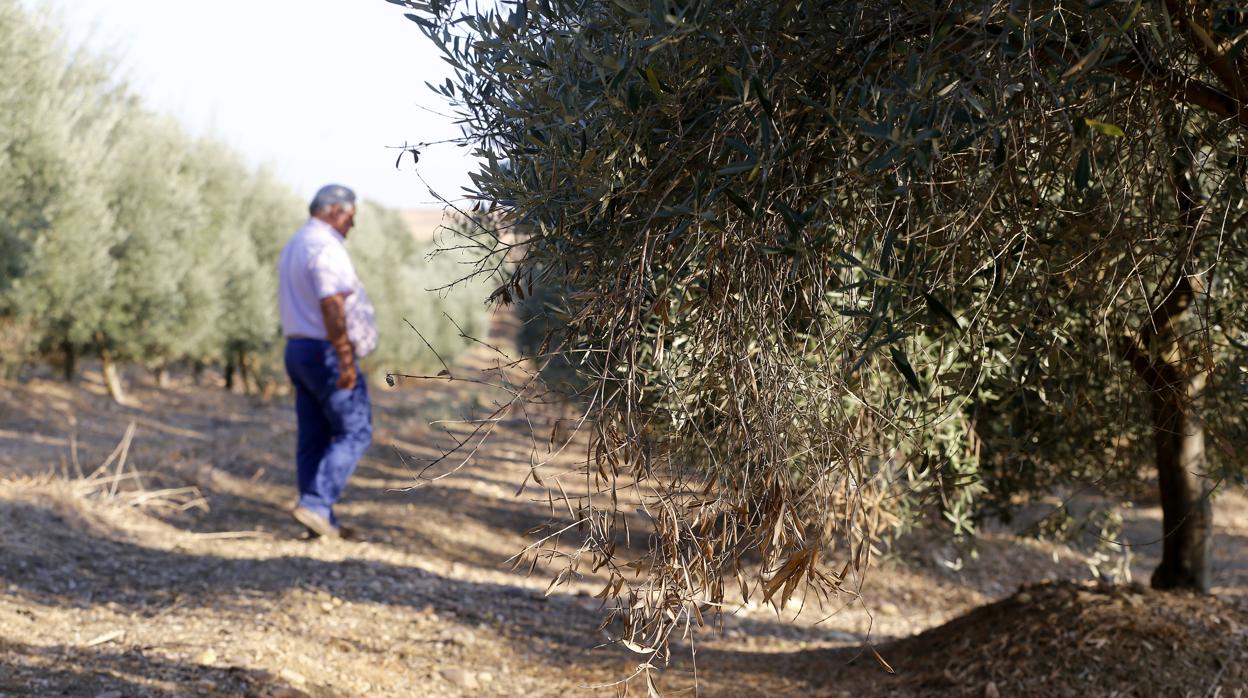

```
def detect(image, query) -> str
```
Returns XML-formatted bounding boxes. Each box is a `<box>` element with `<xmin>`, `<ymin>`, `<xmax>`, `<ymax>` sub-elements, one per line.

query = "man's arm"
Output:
<box><xmin>320</xmin><ymin>292</ymin><xmax>356</xmax><ymax>390</ymax></box>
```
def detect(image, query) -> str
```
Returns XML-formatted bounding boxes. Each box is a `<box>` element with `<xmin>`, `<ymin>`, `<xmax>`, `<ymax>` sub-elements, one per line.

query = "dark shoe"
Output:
<box><xmin>292</xmin><ymin>506</ymin><xmax>339</xmax><ymax>539</ymax></box>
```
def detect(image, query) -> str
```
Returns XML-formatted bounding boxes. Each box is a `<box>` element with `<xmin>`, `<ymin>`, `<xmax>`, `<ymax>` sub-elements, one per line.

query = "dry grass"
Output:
<box><xmin>65</xmin><ymin>421</ymin><xmax>208</xmax><ymax>513</ymax></box>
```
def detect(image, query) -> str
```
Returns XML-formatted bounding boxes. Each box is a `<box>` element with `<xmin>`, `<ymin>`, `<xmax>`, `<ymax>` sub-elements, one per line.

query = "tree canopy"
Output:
<box><xmin>403</xmin><ymin>0</ymin><xmax>1248</xmax><ymax>662</ymax></box>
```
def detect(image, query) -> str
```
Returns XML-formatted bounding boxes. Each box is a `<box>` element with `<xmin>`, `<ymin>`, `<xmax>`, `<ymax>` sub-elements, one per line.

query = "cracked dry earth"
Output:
<box><xmin>2</xmin><ymin>318</ymin><xmax>1247</xmax><ymax>697</ymax></box>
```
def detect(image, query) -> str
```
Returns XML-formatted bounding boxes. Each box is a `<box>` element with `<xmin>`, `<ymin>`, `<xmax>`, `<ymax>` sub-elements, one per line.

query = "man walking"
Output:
<box><xmin>278</xmin><ymin>184</ymin><xmax>377</xmax><ymax>538</ymax></box>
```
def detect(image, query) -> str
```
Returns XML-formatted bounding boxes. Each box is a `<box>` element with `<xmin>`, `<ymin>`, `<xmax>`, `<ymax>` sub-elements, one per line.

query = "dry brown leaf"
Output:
<box><xmin>644</xmin><ymin>666</ymin><xmax>662</xmax><ymax>698</ymax></box>
<box><xmin>870</xmin><ymin>644</ymin><xmax>895</xmax><ymax>674</ymax></box>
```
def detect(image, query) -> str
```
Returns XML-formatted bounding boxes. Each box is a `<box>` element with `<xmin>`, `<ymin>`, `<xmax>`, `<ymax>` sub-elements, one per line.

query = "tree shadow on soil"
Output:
<box><xmin>0</xmin><ymin>638</ymin><xmax>290</xmax><ymax>698</ymax></box>
<box><xmin>131</xmin><ymin>461</ymin><xmax>606</xmax><ymax>576</ymax></box>
<box><xmin>0</xmin><ymin>496</ymin><xmax>513</xmax><ymax>614</ymax></box>
<box><xmin>0</xmin><ymin>493</ymin><xmax>889</xmax><ymax>696</ymax></box>
<box><xmin>0</xmin><ymin>496</ymin><xmax>614</xmax><ymax>651</ymax></box>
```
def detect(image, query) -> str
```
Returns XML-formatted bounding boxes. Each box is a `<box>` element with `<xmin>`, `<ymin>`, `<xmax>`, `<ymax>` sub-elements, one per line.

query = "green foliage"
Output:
<box><xmin>0</xmin><ymin>0</ymin><xmax>121</xmax><ymax>363</ymax></box>
<box><xmin>103</xmin><ymin>111</ymin><xmax>214</xmax><ymax>365</ymax></box>
<box><xmin>410</xmin><ymin>0</ymin><xmax>1248</xmax><ymax>653</ymax></box>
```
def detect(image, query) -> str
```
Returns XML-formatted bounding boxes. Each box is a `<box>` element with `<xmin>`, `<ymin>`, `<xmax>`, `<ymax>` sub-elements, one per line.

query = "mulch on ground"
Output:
<box><xmin>695</xmin><ymin>580</ymin><xmax>1248</xmax><ymax>697</ymax></box>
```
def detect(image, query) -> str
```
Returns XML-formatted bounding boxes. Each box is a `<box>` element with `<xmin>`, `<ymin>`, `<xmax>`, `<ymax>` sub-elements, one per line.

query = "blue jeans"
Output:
<box><xmin>284</xmin><ymin>339</ymin><xmax>372</xmax><ymax>526</ymax></box>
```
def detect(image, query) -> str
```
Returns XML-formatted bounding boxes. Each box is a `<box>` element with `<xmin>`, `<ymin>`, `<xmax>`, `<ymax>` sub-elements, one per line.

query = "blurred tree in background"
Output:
<box><xmin>0</xmin><ymin>0</ymin><xmax>488</xmax><ymax>399</ymax></box>
<box><xmin>0</xmin><ymin>1</ymin><xmax>121</xmax><ymax>384</ymax></box>
<box><xmin>101</xmin><ymin>111</ymin><xmax>213</xmax><ymax>400</ymax></box>
<box><xmin>350</xmin><ymin>202</ymin><xmax>492</xmax><ymax>374</ymax></box>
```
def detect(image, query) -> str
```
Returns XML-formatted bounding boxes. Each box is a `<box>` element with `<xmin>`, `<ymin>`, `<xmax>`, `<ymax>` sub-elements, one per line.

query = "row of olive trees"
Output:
<box><xmin>0</xmin><ymin>0</ymin><xmax>485</xmax><ymax>402</ymax></box>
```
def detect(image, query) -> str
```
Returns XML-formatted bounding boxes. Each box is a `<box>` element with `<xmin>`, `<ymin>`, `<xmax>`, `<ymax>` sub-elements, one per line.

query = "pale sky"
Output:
<box><xmin>37</xmin><ymin>0</ymin><xmax>477</xmax><ymax>210</ymax></box>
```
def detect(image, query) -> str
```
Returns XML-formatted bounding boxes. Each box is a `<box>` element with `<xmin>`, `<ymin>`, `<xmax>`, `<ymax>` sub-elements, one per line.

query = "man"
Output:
<box><xmin>278</xmin><ymin>184</ymin><xmax>378</xmax><ymax>539</ymax></box>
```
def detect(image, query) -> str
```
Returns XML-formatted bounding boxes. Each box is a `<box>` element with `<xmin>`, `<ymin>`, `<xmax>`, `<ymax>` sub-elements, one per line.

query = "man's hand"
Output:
<box><xmin>336</xmin><ymin>362</ymin><xmax>357</xmax><ymax>391</ymax></box>
<box><xmin>320</xmin><ymin>292</ymin><xmax>357</xmax><ymax>391</ymax></box>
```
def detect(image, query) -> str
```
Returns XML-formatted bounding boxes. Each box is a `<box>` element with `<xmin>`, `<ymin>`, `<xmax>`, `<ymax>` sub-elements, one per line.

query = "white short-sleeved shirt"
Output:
<box><xmin>277</xmin><ymin>217</ymin><xmax>378</xmax><ymax>357</ymax></box>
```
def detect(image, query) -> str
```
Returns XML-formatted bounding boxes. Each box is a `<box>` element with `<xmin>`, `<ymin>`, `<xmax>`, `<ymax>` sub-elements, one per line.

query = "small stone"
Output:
<box><xmin>271</xmin><ymin>689</ymin><xmax>312</xmax><ymax>698</ymax></box>
<box><xmin>878</xmin><ymin>602</ymin><xmax>900</xmax><ymax>615</ymax></box>
<box><xmin>196</xmin><ymin>648</ymin><xmax>218</xmax><ymax>665</ymax></box>
<box><xmin>280</xmin><ymin>668</ymin><xmax>308</xmax><ymax>685</ymax></box>
<box><xmin>1016</xmin><ymin>592</ymin><xmax>1033</xmax><ymax>603</ymax></box>
<box><xmin>321</xmin><ymin>602</ymin><xmax>334</xmax><ymax>612</ymax></box>
<box><xmin>85</xmin><ymin>630</ymin><xmax>125</xmax><ymax>647</ymax></box>
<box><xmin>984</xmin><ymin>681</ymin><xmax>1001</xmax><ymax>698</ymax></box>
<box><xmin>478</xmin><ymin>671</ymin><xmax>494</xmax><ymax>684</ymax></box>
<box><xmin>438</xmin><ymin>668</ymin><xmax>479</xmax><ymax>689</ymax></box>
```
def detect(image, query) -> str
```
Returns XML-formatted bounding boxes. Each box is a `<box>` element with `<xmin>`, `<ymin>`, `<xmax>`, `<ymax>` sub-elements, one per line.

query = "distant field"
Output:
<box><xmin>399</xmin><ymin>207</ymin><xmax>456</xmax><ymax>243</ymax></box>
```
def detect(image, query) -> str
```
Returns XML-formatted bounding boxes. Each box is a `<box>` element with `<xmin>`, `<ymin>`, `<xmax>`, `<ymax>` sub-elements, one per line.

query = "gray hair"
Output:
<box><xmin>309</xmin><ymin>184</ymin><xmax>357</xmax><ymax>216</ymax></box>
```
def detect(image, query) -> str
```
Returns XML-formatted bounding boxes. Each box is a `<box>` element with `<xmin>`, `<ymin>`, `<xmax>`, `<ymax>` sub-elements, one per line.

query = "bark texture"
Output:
<box><xmin>1149</xmin><ymin>372</ymin><xmax>1213</xmax><ymax>592</ymax></box>
<box><xmin>1125</xmin><ymin>270</ymin><xmax>1214</xmax><ymax>592</ymax></box>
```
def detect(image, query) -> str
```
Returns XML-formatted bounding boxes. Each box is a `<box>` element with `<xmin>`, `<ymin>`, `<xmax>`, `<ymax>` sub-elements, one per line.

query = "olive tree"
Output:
<box><xmin>97</xmin><ymin>110</ymin><xmax>213</xmax><ymax>401</ymax></box>
<box><xmin>0</xmin><ymin>0</ymin><xmax>122</xmax><ymax>380</ymax></box>
<box><xmin>396</xmin><ymin>0</ymin><xmax>1248</xmax><ymax>659</ymax></box>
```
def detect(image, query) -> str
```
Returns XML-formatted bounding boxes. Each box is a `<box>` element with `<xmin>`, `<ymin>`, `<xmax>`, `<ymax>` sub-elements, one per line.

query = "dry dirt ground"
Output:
<box><xmin>1</xmin><ymin>317</ymin><xmax>1246</xmax><ymax>697</ymax></box>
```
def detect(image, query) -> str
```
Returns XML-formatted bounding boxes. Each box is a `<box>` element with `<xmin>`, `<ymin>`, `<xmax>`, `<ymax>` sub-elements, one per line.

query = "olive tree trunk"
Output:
<box><xmin>237</xmin><ymin>349</ymin><xmax>253</xmax><ymax>395</ymax></box>
<box><xmin>224</xmin><ymin>356</ymin><xmax>236</xmax><ymax>392</ymax></box>
<box><xmin>99</xmin><ymin>346</ymin><xmax>127</xmax><ymax>406</ymax></box>
<box><xmin>1148</xmin><ymin>370</ymin><xmax>1213</xmax><ymax>592</ymax></box>
<box><xmin>62</xmin><ymin>339</ymin><xmax>76</xmax><ymax>382</ymax></box>
<box><xmin>1138</xmin><ymin>153</ymin><xmax>1214</xmax><ymax>593</ymax></box>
